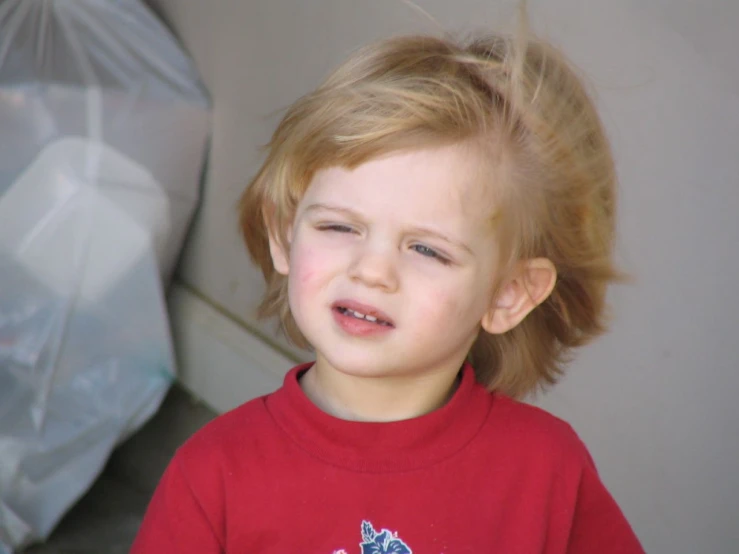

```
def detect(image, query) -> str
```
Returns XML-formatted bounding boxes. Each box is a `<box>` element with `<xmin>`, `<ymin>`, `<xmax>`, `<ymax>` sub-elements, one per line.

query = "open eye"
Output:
<box><xmin>411</xmin><ymin>244</ymin><xmax>451</xmax><ymax>265</ymax></box>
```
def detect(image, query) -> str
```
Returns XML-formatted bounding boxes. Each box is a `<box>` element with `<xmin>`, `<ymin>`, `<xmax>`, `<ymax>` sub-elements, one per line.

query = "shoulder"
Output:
<box><xmin>173</xmin><ymin>392</ymin><xmax>278</xmax><ymax>472</ymax></box>
<box><xmin>481</xmin><ymin>396</ymin><xmax>645</xmax><ymax>552</ymax></box>
<box><xmin>483</xmin><ymin>393</ymin><xmax>593</xmax><ymax>467</ymax></box>
<box><xmin>168</xmin><ymin>365</ymin><xmax>309</xmax><ymax>480</ymax></box>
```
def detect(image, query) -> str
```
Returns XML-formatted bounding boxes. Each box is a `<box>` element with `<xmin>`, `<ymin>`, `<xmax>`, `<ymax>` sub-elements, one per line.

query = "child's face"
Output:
<box><xmin>271</xmin><ymin>144</ymin><xmax>503</xmax><ymax>382</ymax></box>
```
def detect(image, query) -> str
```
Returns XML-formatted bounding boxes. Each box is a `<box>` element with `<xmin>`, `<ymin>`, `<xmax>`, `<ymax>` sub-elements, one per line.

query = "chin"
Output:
<box><xmin>319</xmin><ymin>351</ymin><xmax>400</xmax><ymax>378</ymax></box>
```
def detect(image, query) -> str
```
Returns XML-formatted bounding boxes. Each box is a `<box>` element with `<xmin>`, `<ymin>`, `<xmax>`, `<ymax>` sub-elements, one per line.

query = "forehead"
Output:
<box><xmin>302</xmin><ymin>144</ymin><xmax>494</xmax><ymax>221</ymax></box>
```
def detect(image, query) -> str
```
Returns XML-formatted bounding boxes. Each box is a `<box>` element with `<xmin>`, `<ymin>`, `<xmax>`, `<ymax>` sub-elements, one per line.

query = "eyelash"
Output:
<box><xmin>411</xmin><ymin>244</ymin><xmax>451</xmax><ymax>265</ymax></box>
<box><xmin>317</xmin><ymin>223</ymin><xmax>355</xmax><ymax>233</ymax></box>
<box><xmin>316</xmin><ymin>224</ymin><xmax>451</xmax><ymax>265</ymax></box>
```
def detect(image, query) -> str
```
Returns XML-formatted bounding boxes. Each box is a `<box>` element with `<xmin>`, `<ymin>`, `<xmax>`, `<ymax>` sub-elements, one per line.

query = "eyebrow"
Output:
<box><xmin>303</xmin><ymin>202</ymin><xmax>474</xmax><ymax>255</ymax></box>
<box><xmin>304</xmin><ymin>203</ymin><xmax>359</xmax><ymax>218</ymax></box>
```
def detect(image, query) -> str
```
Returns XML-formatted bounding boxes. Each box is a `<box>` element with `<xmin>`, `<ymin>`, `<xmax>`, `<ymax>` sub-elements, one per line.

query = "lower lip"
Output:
<box><xmin>332</xmin><ymin>308</ymin><xmax>394</xmax><ymax>337</ymax></box>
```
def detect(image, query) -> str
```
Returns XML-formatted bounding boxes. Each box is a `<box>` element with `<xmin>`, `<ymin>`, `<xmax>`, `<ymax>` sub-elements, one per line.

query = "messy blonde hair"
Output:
<box><xmin>239</xmin><ymin>23</ymin><xmax>621</xmax><ymax>398</ymax></box>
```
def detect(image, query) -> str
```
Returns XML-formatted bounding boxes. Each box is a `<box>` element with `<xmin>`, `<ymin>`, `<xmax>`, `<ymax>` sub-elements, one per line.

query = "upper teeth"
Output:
<box><xmin>348</xmin><ymin>309</ymin><xmax>376</xmax><ymax>322</ymax></box>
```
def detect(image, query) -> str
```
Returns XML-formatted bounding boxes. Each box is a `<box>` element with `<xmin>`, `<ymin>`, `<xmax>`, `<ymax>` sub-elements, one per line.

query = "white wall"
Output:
<box><xmin>148</xmin><ymin>1</ymin><xmax>739</xmax><ymax>552</ymax></box>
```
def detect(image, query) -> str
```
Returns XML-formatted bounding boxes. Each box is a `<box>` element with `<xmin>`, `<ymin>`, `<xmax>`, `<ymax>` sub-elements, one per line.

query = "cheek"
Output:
<box><xmin>288</xmin><ymin>244</ymin><xmax>333</xmax><ymax>293</ymax></box>
<box><xmin>289</xmin><ymin>250</ymin><xmax>316</xmax><ymax>289</ymax></box>
<box><xmin>411</xmin><ymin>275</ymin><xmax>489</xmax><ymax>326</ymax></box>
<box><xmin>412</xmin><ymin>286</ymin><xmax>463</xmax><ymax>321</ymax></box>
<box><xmin>295</xmin><ymin>264</ymin><xmax>316</xmax><ymax>287</ymax></box>
<box><xmin>406</xmin><ymin>289</ymin><xmax>480</xmax><ymax>350</ymax></box>
<box><xmin>287</xmin><ymin>252</ymin><xmax>319</xmax><ymax>323</ymax></box>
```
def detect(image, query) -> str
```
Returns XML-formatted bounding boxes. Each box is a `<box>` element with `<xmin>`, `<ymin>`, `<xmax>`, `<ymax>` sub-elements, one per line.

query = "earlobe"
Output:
<box><xmin>264</xmin><ymin>205</ymin><xmax>291</xmax><ymax>276</ymax></box>
<box><xmin>481</xmin><ymin>258</ymin><xmax>557</xmax><ymax>335</ymax></box>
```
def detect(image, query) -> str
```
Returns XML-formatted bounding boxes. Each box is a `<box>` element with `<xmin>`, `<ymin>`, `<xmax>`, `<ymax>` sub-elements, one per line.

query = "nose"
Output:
<box><xmin>347</xmin><ymin>241</ymin><xmax>399</xmax><ymax>292</ymax></box>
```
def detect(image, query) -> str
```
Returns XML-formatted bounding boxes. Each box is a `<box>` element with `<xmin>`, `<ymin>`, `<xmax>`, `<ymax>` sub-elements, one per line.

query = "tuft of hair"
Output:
<box><xmin>239</xmin><ymin>15</ymin><xmax>622</xmax><ymax>399</ymax></box>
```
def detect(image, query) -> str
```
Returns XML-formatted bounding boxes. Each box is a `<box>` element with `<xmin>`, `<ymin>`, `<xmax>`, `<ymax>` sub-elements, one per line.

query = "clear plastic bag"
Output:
<box><xmin>0</xmin><ymin>1</ymin><xmax>210</xmax><ymax>550</ymax></box>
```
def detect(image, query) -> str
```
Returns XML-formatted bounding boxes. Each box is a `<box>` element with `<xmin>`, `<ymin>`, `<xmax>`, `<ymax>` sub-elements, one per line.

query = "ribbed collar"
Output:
<box><xmin>265</xmin><ymin>362</ymin><xmax>493</xmax><ymax>472</ymax></box>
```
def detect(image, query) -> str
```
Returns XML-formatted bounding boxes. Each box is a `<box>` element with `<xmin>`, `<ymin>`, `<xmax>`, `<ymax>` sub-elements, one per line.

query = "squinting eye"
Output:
<box><xmin>411</xmin><ymin>244</ymin><xmax>450</xmax><ymax>264</ymax></box>
<box><xmin>318</xmin><ymin>224</ymin><xmax>354</xmax><ymax>233</ymax></box>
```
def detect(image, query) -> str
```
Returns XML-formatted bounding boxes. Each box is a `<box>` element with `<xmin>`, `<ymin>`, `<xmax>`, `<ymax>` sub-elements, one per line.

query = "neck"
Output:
<box><xmin>299</xmin><ymin>359</ymin><xmax>462</xmax><ymax>422</ymax></box>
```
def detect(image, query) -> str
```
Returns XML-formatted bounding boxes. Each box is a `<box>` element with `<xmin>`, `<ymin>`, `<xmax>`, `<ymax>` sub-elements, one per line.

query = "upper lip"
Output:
<box><xmin>331</xmin><ymin>299</ymin><xmax>395</xmax><ymax>326</ymax></box>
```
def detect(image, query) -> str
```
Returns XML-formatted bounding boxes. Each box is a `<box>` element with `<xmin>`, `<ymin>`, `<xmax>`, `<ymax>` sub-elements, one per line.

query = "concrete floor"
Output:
<box><xmin>24</xmin><ymin>385</ymin><xmax>216</xmax><ymax>554</ymax></box>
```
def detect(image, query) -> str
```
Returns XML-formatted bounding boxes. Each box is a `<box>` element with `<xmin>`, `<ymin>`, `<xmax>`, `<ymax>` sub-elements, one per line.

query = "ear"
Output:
<box><xmin>481</xmin><ymin>258</ymin><xmax>557</xmax><ymax>335</ymax></box>
<box><xmin>263</xmin><ymin>204</ymin><xmax>291</xmax><ymax>276</ymax></box>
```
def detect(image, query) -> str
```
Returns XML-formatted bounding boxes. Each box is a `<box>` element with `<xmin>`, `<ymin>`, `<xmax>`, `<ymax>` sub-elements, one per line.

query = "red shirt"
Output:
<box><xmin>132</xmin><ymin>363</ymin><xmax>645</xmax><ymax>553</ymax></box>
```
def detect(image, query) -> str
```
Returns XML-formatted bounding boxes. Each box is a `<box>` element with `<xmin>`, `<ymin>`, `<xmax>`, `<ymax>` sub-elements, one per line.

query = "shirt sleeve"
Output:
<box><xmin>130</xmin><ymin>455</ymin><xmax>224</xmax><ymax>554</ymax></box>
<box><xmin>566</xmin><ymin>449</ymin><xmax>646</xmax><ymax>554</ymax></box>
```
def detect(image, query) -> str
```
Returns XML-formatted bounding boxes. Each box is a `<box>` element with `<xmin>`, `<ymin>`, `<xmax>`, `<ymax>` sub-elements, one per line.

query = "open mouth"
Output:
<box><xmin>334</xmin><ymin>305</ymin><xmax>393</xmax><ymax>327</ymax></box>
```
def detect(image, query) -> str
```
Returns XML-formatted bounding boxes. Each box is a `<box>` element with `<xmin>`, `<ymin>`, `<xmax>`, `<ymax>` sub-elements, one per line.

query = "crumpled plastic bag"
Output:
<box><xmin>0</xmin><ymin>0</ymin><xmax>210</xmax><ymax>550</ymax></box>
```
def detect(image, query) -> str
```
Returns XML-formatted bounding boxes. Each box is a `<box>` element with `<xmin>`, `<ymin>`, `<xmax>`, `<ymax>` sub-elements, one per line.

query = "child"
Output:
<box><xmin>132</xmin><ymin>20</ymin><xmax>645</xmax><ymax>554</ymax></box>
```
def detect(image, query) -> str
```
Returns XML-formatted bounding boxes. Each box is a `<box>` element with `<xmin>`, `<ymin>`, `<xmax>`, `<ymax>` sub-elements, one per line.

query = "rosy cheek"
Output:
<box><xmin>298</xmin><ymin>267</ymin><xmax>316</xmax><ymax>286</ymax></box>
<box><xmin>291</xmin><ymin>248</ymin><xmax>324</xmax><ymax>287</ymax></box>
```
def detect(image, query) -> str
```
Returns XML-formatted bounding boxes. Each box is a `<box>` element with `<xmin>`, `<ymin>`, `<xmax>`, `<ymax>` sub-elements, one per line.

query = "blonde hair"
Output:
<box><xmin>239</xmin><ymin>25</ymin><xmax>621</xmax><ymax>398</ymax></box>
